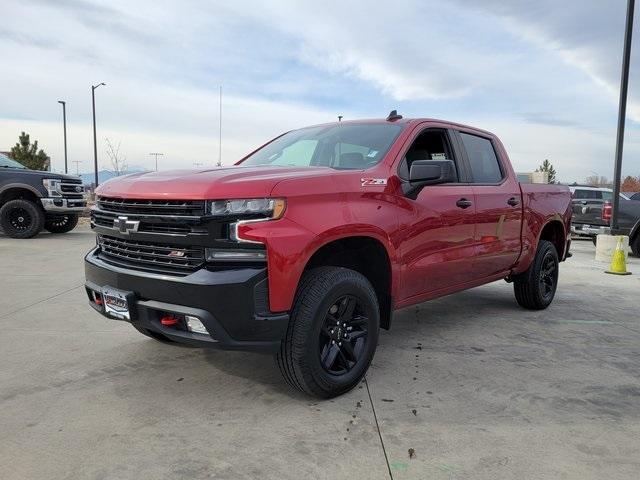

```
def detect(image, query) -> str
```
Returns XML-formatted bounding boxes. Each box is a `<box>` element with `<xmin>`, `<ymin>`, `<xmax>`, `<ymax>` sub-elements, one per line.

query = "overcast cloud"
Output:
<box><xmin>0</xmin><ymin>0</ymin><xmax>638</xmax><ymax>182</ymax></box>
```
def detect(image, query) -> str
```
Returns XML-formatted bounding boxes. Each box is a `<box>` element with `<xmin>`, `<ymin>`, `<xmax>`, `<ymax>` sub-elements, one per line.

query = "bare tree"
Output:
<box><xmin>585</xmin><ymin>175</ymin><xmax>612</xmax><ymax>188</ymax></box>
<box><xmin>105</xmin><ymin>138</ymin><xmax>127</xmax><ymax>176</ymax></box>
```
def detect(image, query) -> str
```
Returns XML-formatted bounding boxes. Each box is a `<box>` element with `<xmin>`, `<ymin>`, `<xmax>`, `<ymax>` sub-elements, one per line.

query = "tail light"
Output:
<box><xmin>602</xmin><ymin>201</ymin><xmax>612</xmax><ymax>224</ymax></box>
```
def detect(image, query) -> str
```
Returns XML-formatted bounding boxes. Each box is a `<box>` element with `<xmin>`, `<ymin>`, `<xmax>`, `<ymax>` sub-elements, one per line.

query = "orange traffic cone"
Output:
<box><xmin>605</xmin><ymin>236</ymin><xmax>632</xmax><ymax>275</ymax></box>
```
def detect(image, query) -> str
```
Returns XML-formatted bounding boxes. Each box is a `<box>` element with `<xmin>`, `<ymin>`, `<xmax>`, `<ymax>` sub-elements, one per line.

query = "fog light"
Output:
<box><xmin>185</xmin><ymin>315</ymin><xmax>208</xmax><ymax>334</ymax></box>
<box><xmin>205</xmin><ymin>248</ymin><xmax>266</xmax><ymax>262</ymax></box>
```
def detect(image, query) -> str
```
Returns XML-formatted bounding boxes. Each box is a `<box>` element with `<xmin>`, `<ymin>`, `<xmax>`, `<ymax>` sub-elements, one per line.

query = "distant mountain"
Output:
<box><xmin>79</xmin><ymin>169</ymin><xmax>147</xmax><ymax>186</ymax></box>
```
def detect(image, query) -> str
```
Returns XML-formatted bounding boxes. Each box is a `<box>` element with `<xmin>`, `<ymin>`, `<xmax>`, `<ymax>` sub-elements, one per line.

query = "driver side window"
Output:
<box><xmin>399</xmin><ymin>129</ymin><xmax>458</xmax><ymax>181</ymax></box>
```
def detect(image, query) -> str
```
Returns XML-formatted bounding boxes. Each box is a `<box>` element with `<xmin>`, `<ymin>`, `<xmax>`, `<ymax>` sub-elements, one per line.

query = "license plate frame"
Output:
<box><xmin>102</xmin><ymin>286</ymin><xmax>133</xmax><ymax>321</ymax></box>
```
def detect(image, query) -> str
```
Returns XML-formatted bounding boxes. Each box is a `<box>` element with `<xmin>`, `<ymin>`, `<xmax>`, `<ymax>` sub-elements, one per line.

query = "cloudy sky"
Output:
<box><xmin>0</xmin><ymin>0</ymin><xmax>638</xmax><ymax>182</ymax></box>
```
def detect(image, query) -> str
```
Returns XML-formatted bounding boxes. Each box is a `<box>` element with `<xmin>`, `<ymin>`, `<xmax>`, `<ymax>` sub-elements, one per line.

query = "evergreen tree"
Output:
<box><xmin>536</xmin><ymin>159</ymin><xmax>557</xmax><ymax>184</ymax></box>
<box><xmin>10</xmin><ymin>132</ymin><xmax>50</xmax><ymax>171</ymax></box>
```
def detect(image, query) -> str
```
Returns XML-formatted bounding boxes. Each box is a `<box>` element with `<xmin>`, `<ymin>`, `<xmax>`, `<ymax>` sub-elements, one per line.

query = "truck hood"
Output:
<box><xmin>95</xmin><ymin>165</ymin><xmax>338</xmax><ymax>199</ymax></box>
<box><xmin>2</xmin><ymin>168</ymin><xmax>81</xmax><ymax>183</ymax></box>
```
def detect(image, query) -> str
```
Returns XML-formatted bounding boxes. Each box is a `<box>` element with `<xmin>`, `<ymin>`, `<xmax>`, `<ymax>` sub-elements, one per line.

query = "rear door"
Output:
<box><xmin>454</xmin><ymin>130</ymin><xmax>523</xmax><ymax>278</ymax></box>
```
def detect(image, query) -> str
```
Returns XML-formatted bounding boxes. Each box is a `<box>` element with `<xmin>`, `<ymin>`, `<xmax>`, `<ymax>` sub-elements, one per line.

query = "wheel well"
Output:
<box><xmin>0</xmin><ymin>187</ymin><xmax>41</xmax><ymax>207</ymax></box>
<box><xmin>539</xmin><ymin>221</ymin><xmax>566</xmax><ymax>258</ymax></box>
<box><xmin>305</xmin><ymin>236</ymin><xmax>393</xmax><ymax>330</ymax></box>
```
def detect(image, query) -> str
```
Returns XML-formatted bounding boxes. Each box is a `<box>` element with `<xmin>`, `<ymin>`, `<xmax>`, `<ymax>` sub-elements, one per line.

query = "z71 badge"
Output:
<box><xmin>361</xmin><ymin>178</ymin><xmax>387</xmax><ymax>187</ymax></box>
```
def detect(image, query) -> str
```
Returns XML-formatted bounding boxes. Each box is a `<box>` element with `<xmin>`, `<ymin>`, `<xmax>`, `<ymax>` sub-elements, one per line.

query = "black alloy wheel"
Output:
<box><xmin>0</xmin><ymin>199</ymin><xmax>45</xmax><ymax>239</ymax></box>
<box><xmin>319</xmin><ymin>295</ymin><xmax>369</xmax><ymax>375</ymax></box>
<box><xmin>513</xmin><ymin>239</ymin><xmax>559</xmax><ymax>310</ymax></box>
<box><xmin>276</xmin><ymin>266</ymin><xmax>380</xmax><ymax>398</ymax></box>
<box><xmin>8</xmin><ymin>206</ymin><xmax>32</xmax><ymax>232</ymax></box>
<box><xmin>539</xmin><ymin>252</ymin><xmax>558</xmax><ymax>301</ymax></box>
<box><xmin>44</xmin><ymin>214</ymin><xmax>79</xmax><ymax>234</ymax></box>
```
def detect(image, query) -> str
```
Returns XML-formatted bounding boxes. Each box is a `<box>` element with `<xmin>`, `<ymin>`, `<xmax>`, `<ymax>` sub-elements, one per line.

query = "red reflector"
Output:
<box><xmin>94</xmin><ymin>298</ymin><xmax>103</xmax><ymax>305</ymax></box>
<box><xmin>160</xmin><ymin>316</ymin><xmax>179</xmax><ymax>326</ymax></box>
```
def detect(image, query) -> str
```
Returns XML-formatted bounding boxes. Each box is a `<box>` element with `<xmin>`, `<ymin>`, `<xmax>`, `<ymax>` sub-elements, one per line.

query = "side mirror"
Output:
<box><xmin>403</xmin><ymin>159</ymin><xmax>457</xmax><ymax>199</ymax></box>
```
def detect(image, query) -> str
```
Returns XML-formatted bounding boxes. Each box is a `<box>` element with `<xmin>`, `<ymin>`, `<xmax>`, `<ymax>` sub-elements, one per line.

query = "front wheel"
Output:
<box><xmin>44</xmin><ymin>214</ymin><xmax>79</xmax><ymax>233</ymax></box>
<box><xmin>276</xmin><ymin>267</ymin><xmax>380</xmax><ymax>398</ymax></box>
<box><xmin>0</xmin><ymin>199</ymin><xmax>45</xmax><ymax>239</ymax></box>
<box><xmin>513</xmin><ymin>239</ymin><xmax>559</xmax><ymax>310</ymax></box>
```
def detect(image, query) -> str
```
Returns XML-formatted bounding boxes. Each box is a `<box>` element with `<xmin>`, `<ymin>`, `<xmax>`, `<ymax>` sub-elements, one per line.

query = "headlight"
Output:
<box><xmin>209</xmin><ymin>198</ymin><xmax>286</xmax><ymax>219</ymax></box>
<box><xmin>42</xmin><ymin>178</ymin><xmax>62</xmax><ymax>197</ymax></box>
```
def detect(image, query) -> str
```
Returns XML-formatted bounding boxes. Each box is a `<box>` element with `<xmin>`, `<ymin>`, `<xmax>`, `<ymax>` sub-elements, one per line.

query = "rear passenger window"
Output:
<box><xmin>574</xmin><ymin>190</ymin><xmax>601</xmax><ymax>200</ymax></box>
<box><xmin>460</xmin><ymin>133</ymin><xmax>503</xmax><ymax>183</ymax></box>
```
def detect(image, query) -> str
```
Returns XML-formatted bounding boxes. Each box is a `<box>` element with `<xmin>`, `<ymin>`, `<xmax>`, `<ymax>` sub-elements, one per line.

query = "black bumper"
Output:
<box><xmin>84</xmin><ymin>248</ymin><xmax>289</xmax><ymax>352</ymax></box>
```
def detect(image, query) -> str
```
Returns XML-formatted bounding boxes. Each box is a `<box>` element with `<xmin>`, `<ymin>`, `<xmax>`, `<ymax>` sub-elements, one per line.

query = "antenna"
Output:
<box><xmin>386</xmin><ymin>110</ymin><xmax>403</xmax><ymax>121</ymax></box>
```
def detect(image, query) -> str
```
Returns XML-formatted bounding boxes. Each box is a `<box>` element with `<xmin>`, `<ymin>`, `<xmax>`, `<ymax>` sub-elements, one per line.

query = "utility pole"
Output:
<box><xmin>73</xmin><ymin>160</ymin><xmax>83</xmax><ymax>175</ymax></box>
<box><xmin>58</xmin><ymin>101</ymin><xmax>68</xmax><ymax>174</ymax></box>
<box><xmin>217</xmin><ymin>85</ymin><xmax>222</xmax><ymax>167</ymax></box>
<box><xmin>149</xmin><ymin>152</ymin><xmax>164</xmax><ymax>171</ymax></box>
<box><xmin>91</xmin><ymin>82</ymin><xmax>106</xmax><ymax>187</ymax></box>
<box><xmin>611</xmin><ymin>0</ymin><xmax>635</xmax><ymax>233</ymax></box>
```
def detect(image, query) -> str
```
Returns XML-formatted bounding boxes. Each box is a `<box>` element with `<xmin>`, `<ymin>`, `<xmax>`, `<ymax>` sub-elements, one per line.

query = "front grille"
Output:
<box><xmin>97</xmin><ymin>234</ymin><xmax>204</xmax><ymax>274</ymax></box>
<box><xmin>92</xmin><ymin>209</ymin><xmax>193</xmax><ymax>235</ymax></box>
<box><xmin>60</xmin><ymin>180</ymin><xmax>84</xmax><ymax>199</ymax></box>
<box><xmin>97</xmin><ymin>197</ymin><xmax>205</xmax><ymax>217</ymax></box>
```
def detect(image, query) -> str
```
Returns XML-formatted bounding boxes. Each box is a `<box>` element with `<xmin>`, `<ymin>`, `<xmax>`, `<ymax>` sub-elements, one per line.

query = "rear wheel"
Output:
<box><xmin>44</xmin><ymin>214</ymin><xmax>79</xmax><ymax>233</ymax></box>
<box><xmin>513</xmin><ymin>240</ymin><xmax>559</xmax><ymax>310</ymax></box>
<box><xmin>0</xmin><ymin>199</ymin><xmax>45</xmax><ymax>239</ymax></box>
<box><xmin>276</xmin><ymin>267</ymin><xmax>380</xmax><ymax>398</ymax></box>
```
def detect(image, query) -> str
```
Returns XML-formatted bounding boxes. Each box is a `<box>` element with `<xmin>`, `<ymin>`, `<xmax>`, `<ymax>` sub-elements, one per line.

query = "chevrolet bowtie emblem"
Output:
<box><xmin>114</xmin><ymin>216</ymin><xmax>140</xmax><ymax>235</ymax></box>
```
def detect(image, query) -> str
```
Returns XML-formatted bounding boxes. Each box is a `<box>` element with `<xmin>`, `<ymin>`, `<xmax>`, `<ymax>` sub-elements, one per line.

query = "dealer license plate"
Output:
<box><xmin>102</xmin><ymin>287</ymin><xmax>131</xmax><ymax>321</ymax></box>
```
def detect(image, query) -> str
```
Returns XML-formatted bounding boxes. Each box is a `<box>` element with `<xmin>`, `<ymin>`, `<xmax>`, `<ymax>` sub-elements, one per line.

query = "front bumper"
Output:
<box><xmin>84</xmin><ymin>248</ymin><xmax>289</xmax><ymax>352</ymax></box>
<box><xmin>41</xmin><ymin>197</ymin><xmax>86</xmax><ymax>213</ymax></box>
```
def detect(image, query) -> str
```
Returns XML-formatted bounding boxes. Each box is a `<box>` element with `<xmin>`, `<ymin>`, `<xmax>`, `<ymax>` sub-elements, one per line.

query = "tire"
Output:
<box><xmin>0</xmin><ymin>199</ymin><xmax>45</xmax><ymax>239</ymax></box>
<box><xmin>631</xmin><ymin>235</ymin><xmax>640</xmax><ymax>258</ymax></box>
<box><xmin>44</xmin><ymin>214</ymin><xmax>79</xmax><ymax>234</ymax></box>
<box><xmin>276</xmin><ymin>267</ymin><xmax>380</xmax><ymax>398</ymax></box>
<box><xmin>131</xmin><ymin>324</ymin><xmax>181</xmax><ymax>345</ymax></box>
<box><xmin>513</xmin><ymin>240</ymin><xmax>559</xmax><ymax>310</ymax></box>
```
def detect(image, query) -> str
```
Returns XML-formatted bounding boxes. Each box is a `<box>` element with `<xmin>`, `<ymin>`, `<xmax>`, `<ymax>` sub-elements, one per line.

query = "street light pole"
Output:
<box><xmin>611</xmin><ymin>0</ymin><xmax>635</xmax><ymax>233</ymax></box>
<box><xmin>91</xmin><ymin>82</ymin><xmax>106</xmax><ymax>188</ymax></box>
<box><xmin>57</xmin><ymin>101</ymin><xmax>68</xmax><ymax>174</ymax></box>
<box><xmin>149</xmin><ymin>152</ymin><xmax>164</xmax><ymax>171</ymax></box>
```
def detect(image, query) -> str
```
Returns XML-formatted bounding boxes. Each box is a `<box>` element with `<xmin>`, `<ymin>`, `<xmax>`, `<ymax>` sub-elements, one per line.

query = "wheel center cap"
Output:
<box><xmin>18</xmin><ymin>216</ymin><xmax>24</xmax><ymax>222</ymax></box>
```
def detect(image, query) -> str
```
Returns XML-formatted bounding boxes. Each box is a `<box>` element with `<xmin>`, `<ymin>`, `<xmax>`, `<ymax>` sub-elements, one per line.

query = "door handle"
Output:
<box><xmin>507</xmin><ymin>197</ymin><xmax>520</xmax><ymax>207</ymax></box>
<box><xmin>456</xmin><ymin>198</ymin><xmax>473</xmax><ymax>209</ymax></box>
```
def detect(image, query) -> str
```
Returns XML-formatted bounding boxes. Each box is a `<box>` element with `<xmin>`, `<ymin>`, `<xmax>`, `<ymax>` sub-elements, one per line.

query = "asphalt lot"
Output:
<box><xmin>1</xmin><ymin>226</ymin><xmax>639</xmax><ymax>480</ymax></box>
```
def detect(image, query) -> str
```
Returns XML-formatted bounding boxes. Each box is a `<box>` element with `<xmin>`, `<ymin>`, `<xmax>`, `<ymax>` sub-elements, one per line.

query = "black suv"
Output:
<box><xmin>0</xmin><ymin>153</ymin><xmax>86</xmax><ymax>238</ymax></box>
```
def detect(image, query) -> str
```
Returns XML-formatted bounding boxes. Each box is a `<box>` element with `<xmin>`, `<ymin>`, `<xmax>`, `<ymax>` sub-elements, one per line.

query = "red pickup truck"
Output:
<box><xmin>85</xmin><ymin>113</ymin><xmax>572</xmax><ymax>398</ymax></box>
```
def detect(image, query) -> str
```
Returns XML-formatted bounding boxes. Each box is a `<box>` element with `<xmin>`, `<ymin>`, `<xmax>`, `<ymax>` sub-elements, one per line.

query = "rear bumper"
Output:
<box><xmin>571</xmin><ymin>223</ymin><xmax>609</xmax><ymax>237</ymax></box>
<box><xmin>84</xmin><ymin>248</ymin><xmax>289</xmax><ymax>352</ymax></box>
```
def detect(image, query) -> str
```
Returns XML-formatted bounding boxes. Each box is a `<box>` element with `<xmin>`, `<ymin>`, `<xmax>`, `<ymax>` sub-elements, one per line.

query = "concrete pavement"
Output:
<box><xmin>1</xmin><ymin>227</ymin><xmax>639</xmax><ymax>479</ymax></box>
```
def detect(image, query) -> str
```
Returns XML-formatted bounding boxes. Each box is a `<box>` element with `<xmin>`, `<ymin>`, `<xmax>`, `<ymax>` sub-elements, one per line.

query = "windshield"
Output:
<box><xmin>0</xmin><ymin>153</ymin><xmax>26</xmax><ymax>169</ymax></box>
<box><xmin>240</xmin><ymin>123</ymin><xmax>403</xmax><ymax>170</ymax></box>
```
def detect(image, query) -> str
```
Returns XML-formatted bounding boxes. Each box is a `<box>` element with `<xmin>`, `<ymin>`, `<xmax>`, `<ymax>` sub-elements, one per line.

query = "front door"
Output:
<box><xmin>396</xmin><ymin>127</ymin><xmax>477</xmax><ymax>301</ymax></box>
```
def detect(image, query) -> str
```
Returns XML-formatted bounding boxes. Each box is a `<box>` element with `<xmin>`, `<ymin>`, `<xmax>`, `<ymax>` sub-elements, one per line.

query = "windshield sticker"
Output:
<box><xmin>367</xmin><ymin>150</ymin><xmax>378</xmax><ymax>158</ymax></box>
<box><xmin>361</xmin><ymin>178</ymin><xmax>387</xmax><ymax>186</ymax></box>
<box><xmin>431</xmin><ymin>153</ymin><xmax>447</xmax><ymax>159</ymax></box>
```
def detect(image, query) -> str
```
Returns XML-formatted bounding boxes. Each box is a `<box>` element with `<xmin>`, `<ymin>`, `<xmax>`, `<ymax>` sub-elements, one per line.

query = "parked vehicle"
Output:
<box><xmin>85</xmin><ymin>114</ymin><xmax>572</xmax><ymax>397</ymax></box>
<box><xmin>0</xmin><ymin>153</ymin><xmax>86</xmax><ymax>238</ymax></box>
<box><xmin>569</xmin><ymin>185</ymin><xmax>640</xmax><ymax>254</ymax></box>
<box><xmin>627</xmin><ymin>192</ymin><xmax>640</xmax><ymax>201</ymax></box>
